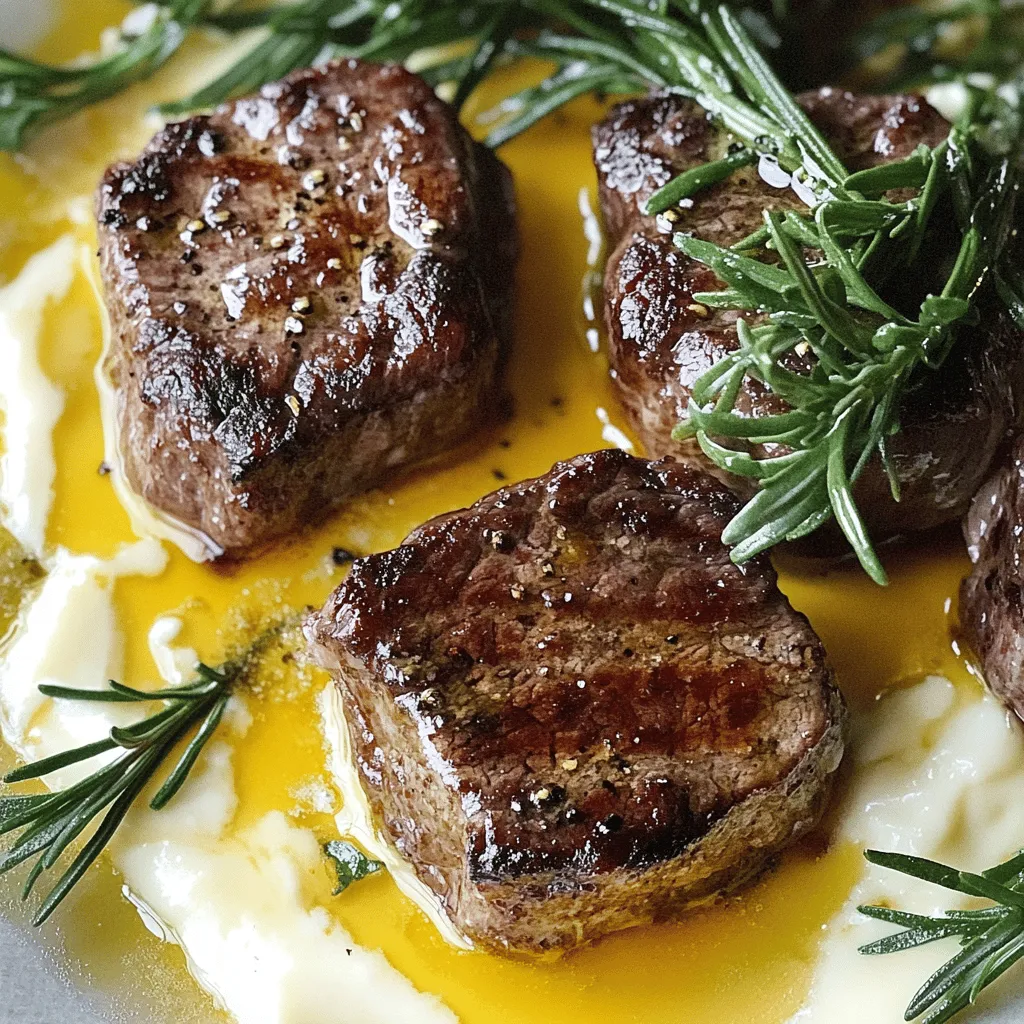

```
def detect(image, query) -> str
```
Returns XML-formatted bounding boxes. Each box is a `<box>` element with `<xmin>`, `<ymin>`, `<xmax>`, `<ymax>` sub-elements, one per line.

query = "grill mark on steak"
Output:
<box><xmin>307</xmin><ymin>449</ymin><xmax>846</xmax><ymax>954</ymax></box>
<box><xmin>98</xmin><ymin>59</ymin><xmax>517</xmax><ymax>560</ymax></box>
<box><xmin>962</xmin><ymin>436</ymin><xmax>1024</xmax><ymax>721</ymax></box>
<box><xmin>594</xmin><ymin>88</ymin><xmax>1024</xmax><ymax>543</ymax></box>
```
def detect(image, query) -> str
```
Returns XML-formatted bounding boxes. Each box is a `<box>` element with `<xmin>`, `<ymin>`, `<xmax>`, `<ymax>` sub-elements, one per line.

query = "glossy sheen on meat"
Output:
<box><xmin>307</xmin><ymin>450</ymin><xmax>846</xmax><ymax>955</ymax></box>
<box><xmin>961</xmin><ymin>436</ymin><xmax>1024</xmax><ymax>720</ymax></box>
<box><xmin>594</xmin><ymin>88</ymin><xmax>1024</xmax><ymax>540</ymax></box>
<box><xmin>97</xmin><ymin>59</ymin><xmax>517</xmax><ymax>560</ymax></box>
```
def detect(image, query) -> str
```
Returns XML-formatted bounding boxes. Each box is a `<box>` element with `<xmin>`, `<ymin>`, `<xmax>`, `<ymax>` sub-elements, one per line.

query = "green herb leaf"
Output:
<box><xmin>325</xmin><ymin>839</ymin><xmax>382</xmax><ymax>894</ymax></box>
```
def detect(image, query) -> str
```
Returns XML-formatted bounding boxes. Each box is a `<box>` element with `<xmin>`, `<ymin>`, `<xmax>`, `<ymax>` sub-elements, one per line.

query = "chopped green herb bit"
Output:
<box><xmin>325</xmin><ymin>839</ymin><xmax>382</xmax><ymax>895</ymax></box>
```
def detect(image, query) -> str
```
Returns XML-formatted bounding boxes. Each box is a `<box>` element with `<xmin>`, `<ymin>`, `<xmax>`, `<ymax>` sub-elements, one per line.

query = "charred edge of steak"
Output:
<box><xmin>307</xmin><ymin>449</ymin><xmax>847</xmax><ymax>954</ymax></box>
<box><xmin>961</xmin><ymin>436</ymin><xmax>1024</xmax><ymax>721</ymax></box>
<box><xmin>97</xmin><ymin>59</ymin><xmax>518</xmax><ymax>560</ymax></box>
<box><xmin>593</xmin><ymin>87</ymin><xmax>1024</xmax><ymax>541</ymax></box>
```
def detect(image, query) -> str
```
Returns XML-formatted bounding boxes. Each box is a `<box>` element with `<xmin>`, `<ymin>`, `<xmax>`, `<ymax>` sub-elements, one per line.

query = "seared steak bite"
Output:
<box><xmin>593</xmin><ymin>88</ymin><xmax>1024</xmax><ymax>540</ymax></box>
<box><xmin>97</xmin><ymin>59</ymin><xmax>516</xmax><ymax>560</ymax></box>
<box><xmin>307</xmin><ymin>449</ymin><xmax>846</xmax><ymax>955</ymax></box>
<box><xmin>962</xmin><ymin>436</ymin><xmax>1024</xmax><ymax>720</ymax></box>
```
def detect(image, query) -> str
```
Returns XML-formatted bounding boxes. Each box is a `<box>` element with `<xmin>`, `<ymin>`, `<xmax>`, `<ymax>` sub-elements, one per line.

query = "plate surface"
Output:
<box><xmin>1</xmin><ymin>5</ymin><xmax>1024</xmax><ymax>1024</ymax></box>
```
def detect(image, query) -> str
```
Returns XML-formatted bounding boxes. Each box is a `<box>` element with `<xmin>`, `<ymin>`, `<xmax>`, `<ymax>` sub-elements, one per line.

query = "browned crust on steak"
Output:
<box><xmin>594</xmin><ymin>87</ymin><xmax>1024</xmax><ymax>541</ymax></box>
<box><xmin>97</xmin><ymin>59</ymin><xmax>517</xmax><ymax>560</ymax></box>
<box><xmin>307</xmin><ymin>449</ymin><xmax>846</xmax><ymax>955</ymax></box>
<box><xmin>961</xmin><ymin>436</ymin><xmax>1024</xmax><ymax>720</ymax></box>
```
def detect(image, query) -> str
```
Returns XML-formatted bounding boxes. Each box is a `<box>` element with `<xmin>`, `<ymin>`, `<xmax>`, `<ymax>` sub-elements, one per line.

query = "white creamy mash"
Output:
<box><xmin>0</xmin><ymin>240</ymin><xmax>455</xmax><ymax>1024</ymax></box>
<box><xmin>5</xmin><ymin>230</ymin><xmax>1024</xmax><ymax>1024</ymax></box>
<box><xmin>793</xmin><ymin>678</ymin><xmax>1024</xmax><ymax>1022</ymax></box>
<box><xmin>3</xmin><ymin>14</ymin><xmax>1024</xmax><ymax>1023</ymax></box>
<box><xmin>0</xmin><ymin>236</ymin><xmax>77</xmax><ymax>556</ymax></box>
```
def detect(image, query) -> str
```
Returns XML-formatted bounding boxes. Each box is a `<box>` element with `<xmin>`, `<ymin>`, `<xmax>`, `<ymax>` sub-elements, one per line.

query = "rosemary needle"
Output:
<box><xmin>0</xmin><ymin>663</ymin><xmax>234</xmax><ymax>925</ymax></box>
<box><xmin>0</xmin><ymin>0</ymin><xmax>210</xmax><ymax>150</ymax></box>
<box><xmin>860</xmin><ymin>848</ymin><xmax>1024</xmax><ymax>1024</ymax></box>
<box><xmin>2</xmin><ymin>1</ymin><xmax>1023</xmax><ymax>581</ymax></box>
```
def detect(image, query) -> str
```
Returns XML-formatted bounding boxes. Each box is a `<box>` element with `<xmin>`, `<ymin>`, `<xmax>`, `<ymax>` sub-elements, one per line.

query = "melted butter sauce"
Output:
<box><xmin>0</xmin><ymin>3</ymin><xmax>986</xmax><ymax>1022</ymax></box>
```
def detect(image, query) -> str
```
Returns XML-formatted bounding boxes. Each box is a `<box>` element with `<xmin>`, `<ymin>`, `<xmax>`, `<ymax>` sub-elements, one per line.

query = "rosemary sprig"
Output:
<box><xmin>192</xmin><ymin>1</ymin><xmax>1022</xmax><ymax>582</ymax></box>
<box><xmin>661</xmin><ymin>25</ymin><xmax>1024</xmax><ymax>582</ymax></box>
<box><xmin>860</xmin><ymin>848</ymin><xmax>1024</xmax><ymax>1024</ymax></box>
<box><xmin>158</xmin><ymin>0</ymin><xmax>483</xmax><ymax>117</ymax></box>
<box><xmin>3</xmin><ymin>1</ymin><xmax>1023</xmax><ymax>578</ymax></box>
<box><xmin>0</xmin><ymin>1</ymin><xmax>802</xmax><ymax>151</ymax></box>
<box><xmin>162</xmin><ymin>0</ymin><xmax>672</xmax><ymax>130</ymax></box>
<box><xmin>0</xmin><ymin>664</ymin><xmax>233</xmax><ymax>925</ymax></box>
<box><xmin>0</xmin><ymin>0</ymin><xmax>210</xmax><ymax>150</ymax></box>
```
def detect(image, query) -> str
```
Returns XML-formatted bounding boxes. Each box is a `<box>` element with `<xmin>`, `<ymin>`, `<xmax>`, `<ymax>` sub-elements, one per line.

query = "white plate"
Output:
<box><xmin>0</xmin><ymin>4</ymin><xmax>1022</xmax><ymax>1024</ymax></box>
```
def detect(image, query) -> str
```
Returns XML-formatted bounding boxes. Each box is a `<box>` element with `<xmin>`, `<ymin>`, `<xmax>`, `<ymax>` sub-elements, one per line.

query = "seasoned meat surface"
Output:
<box><xmin>594</xmin><ymin>88</ymin><xmax>1024</xmax><ymax>540</ymax></box>
<box><xmin>962</xmin><ymin>436</ymin><xmax>1024</xmax><ymax>720</ymax></box>
<box><xmin>307</xmin><ymin>449</ymin><xmax>846</xmax><ymax>955</ymax></box>
<box><xmin>98</xmin><ymin>59</ymin><xmax>517</xmax><ymax>560</ymax></box>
